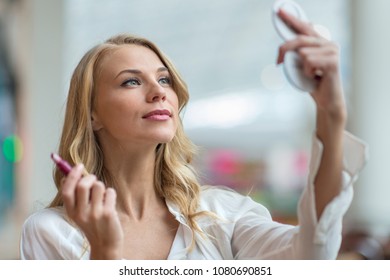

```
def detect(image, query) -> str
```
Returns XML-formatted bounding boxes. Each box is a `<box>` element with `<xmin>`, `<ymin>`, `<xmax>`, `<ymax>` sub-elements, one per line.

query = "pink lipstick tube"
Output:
<box><xmin>51</xmin><ymin>153</ymin><xmax>72</xmax><ymax>175</ymax></box>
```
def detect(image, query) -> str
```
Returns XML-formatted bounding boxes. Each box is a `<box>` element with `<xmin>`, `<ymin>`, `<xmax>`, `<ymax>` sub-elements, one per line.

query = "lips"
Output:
<box><xmin>142</xmin><ymin>109</ymin><xmax>172</xmax><ymax>120</ymax></box>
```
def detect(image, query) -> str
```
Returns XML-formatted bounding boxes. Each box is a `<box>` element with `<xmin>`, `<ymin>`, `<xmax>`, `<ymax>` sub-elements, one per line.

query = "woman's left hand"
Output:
<box><xmin>276</xmin><ymin>8</ymin><xmax>347</xmax><ymax>127</ymax></box>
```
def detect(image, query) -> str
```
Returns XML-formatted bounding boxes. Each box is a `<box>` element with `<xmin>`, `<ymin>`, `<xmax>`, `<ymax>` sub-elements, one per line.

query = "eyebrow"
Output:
<box><xmin>115</xmin><ymin>67</ymin><xmax>169</xmax><ymax>79</ymax></box>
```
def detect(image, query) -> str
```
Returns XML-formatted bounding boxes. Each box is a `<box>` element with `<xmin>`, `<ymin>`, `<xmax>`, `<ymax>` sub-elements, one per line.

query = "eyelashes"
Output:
<box><xmin>158</xmin><ymin>77</ymin><xmax>171</xmax><ymax>85</ymax></box>
<box><xmin>121</xmin><ymin>76</ymin><xmax>171</xmax><ymax>87</ymax></box>
<box><xmin>121</xmin><ymin>78</ymin><xmax>141</xmax><ymax>87</ymax></box>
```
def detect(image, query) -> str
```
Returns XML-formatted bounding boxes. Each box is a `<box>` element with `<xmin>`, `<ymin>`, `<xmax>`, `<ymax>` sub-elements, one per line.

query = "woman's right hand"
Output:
<box><xmin>61</xmin><ymin>164</ymin><xmax>124</xmax><ymax>259</ymax></box>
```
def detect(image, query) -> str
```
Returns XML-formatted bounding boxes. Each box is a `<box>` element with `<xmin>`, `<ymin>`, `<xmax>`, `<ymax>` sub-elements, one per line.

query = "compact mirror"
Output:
<box><xmin>272</xmin><ymin>0</ymin><xmax>318</xmax><ymax>92</ymax></box>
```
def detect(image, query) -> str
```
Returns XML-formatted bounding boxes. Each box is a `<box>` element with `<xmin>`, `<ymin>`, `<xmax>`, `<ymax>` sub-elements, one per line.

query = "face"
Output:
<box><xmin>92</xmin><ymin>45</ymin><xmax>179</xmax><ymax>149</ymax></box>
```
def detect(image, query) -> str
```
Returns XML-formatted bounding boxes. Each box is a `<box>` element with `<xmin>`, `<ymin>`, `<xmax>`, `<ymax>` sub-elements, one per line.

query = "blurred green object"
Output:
<box><xmin>2</xmin><ymin>135</ymin><xmax>23</xmax><ymax>163</ymax></box>
<box><xmin>1</xmin><ymin>136</ymin><xmax>19</xmax><ymax>222</ymax></box>
<box><xmin>0</xmin><ymin>150</ymin><xmax>15</xmax><ymax>224</ymax></box>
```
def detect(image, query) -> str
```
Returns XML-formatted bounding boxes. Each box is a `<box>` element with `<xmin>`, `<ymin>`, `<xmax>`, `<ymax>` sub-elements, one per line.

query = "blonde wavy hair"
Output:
<box><xmin>49</xmin><ymin>34</ymin><xmax>211</xmax><ymax>249</ymax></box>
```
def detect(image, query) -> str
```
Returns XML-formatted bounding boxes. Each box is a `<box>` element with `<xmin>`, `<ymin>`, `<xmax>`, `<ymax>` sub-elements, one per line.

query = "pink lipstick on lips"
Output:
<box><xmin>142</xmin><ymin>109</ymin><xmax>171</xmax><ymax>121</ymax></box>
<box><xmin>51</xmin><ymin>153</ymin><xmax>72</xmax><ymax>175</ymax></box>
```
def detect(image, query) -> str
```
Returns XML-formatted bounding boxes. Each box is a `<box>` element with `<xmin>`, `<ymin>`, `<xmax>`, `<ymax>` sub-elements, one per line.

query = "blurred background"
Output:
<box><xmin>1</xmin><ymin>0</ymin><xmax>390</xmax><ymax>260</ymax></box>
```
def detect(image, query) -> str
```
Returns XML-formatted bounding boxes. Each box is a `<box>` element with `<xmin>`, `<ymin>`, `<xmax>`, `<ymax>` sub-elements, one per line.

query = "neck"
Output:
<box><xmin>98</xmin><ymin>139</ymin><xmax>164</xmax><ymax>219</ymax></box>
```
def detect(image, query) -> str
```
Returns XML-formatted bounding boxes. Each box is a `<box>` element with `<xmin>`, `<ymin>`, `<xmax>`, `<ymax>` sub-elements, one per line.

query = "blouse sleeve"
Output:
<box><xmin>19</xmin><ymin>208</ymin><xmax>88</xmax><ymax>260</ymax></box>
<box><xmin>231</xmin><ymin>131</ymin><xmax>368</xmax><ymax>259</ymax></box>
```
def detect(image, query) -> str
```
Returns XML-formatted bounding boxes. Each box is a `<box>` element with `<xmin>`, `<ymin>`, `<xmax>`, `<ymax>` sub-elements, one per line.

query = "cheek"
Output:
<box><xmin>96</xmin><ymin>96</ymin><xmax>138</xmax><ymax>130</ymax></box>
<box><xmin>170</xmin><ymin>92</ymin><xmax>180</xmax><ymax>113</ymax></box>
<box><xmin>172</xmin><ymin>100</ymin><xmax>180</xmax><ymax>128</ymax></box>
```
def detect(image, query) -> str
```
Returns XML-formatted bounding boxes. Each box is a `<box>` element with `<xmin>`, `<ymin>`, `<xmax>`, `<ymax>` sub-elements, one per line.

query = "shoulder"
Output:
<box><xmin>22</xmin><ymin>207</ymin><xmax>78</xmax><ymax>240</ymax></box>
<box><xmin>200</xmin><ymin>185</ymin><xmax>246</xmax><ymax>204</ymax></box>
<box><xmin>20</xmin><ymin>207</ymin><xmax>86</xmax><ymax>259</ymax></box>
<box><xmin>199</xmin><ymin>185</ymin><xmax>271</xmax><ymax>220</ymax></box>
<box><xmin>23</xmin><ymin>207</ymin><xmax>67</xmax><ymax>228</ymax></box>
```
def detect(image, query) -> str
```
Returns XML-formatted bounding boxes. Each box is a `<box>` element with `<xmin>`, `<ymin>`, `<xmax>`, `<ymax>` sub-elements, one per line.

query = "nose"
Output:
<box><xmin>146</xmin><ymin>82</ymin><xmax>166</xmax><ymax>103</ymax></box>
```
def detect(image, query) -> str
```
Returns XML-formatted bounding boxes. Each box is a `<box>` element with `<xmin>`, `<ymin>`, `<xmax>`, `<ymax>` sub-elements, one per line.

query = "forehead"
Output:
<box><xmin>98</xmin><ymin>44</ymin><xmax>165</xmax><ymax>78</ymax></box>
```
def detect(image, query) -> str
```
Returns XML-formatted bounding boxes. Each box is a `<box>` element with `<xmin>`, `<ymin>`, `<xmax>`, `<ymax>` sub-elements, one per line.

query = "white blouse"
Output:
<box><xmin>20</xmin><ymin>132</ymin><xmax>367</xmax><ymax>260</ymax></box>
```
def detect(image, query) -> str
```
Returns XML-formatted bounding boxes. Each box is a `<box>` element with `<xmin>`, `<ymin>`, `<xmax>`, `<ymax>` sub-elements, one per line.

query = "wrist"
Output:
<box><xmin>316</xmin><ymin>109</ymin><xmax>346</xmax><ymax>143</ymax></box>
<box><xmin>90</xmin><ymin>245</ymin><xmax>123</xmax><ymax>260</ymax></box>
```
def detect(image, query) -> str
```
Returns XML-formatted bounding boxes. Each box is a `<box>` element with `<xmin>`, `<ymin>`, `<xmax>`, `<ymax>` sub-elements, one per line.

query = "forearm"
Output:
<box><xmin>313</xmin><ymin>108</ymin><xmax>346</xmax><ymax>220</ymax></box>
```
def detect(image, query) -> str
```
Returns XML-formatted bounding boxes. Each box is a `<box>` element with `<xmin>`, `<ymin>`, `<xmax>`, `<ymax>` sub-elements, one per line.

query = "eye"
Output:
<box><xmin>121</xmin><ymin>78</ymin><xmax>141</xmax><ymax>87</ymax></box>
<box><xmin>159</xmin><ymin>77</ymin><xmax>171</xmax><ymax>86</ymax></box>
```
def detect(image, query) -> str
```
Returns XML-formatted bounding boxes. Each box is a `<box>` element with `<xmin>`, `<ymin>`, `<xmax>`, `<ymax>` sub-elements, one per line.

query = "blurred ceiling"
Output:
<box><xmin>63</xmin><ymin>0</ymin><xmax>350</xmax><ymax>149</ymax></box>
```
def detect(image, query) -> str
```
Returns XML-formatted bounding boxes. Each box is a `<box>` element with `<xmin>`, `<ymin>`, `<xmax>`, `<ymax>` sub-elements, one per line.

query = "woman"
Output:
<box><xmin>20</xmin><ymin>9</ymin><xmax>366</xmax><ymax>260</ymax></box>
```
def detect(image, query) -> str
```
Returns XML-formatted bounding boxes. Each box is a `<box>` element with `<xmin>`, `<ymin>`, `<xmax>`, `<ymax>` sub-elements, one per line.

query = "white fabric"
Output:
<box><xmin>19</xmin><ymin>132</ymin><xmax>367</xmax><ymax>260</ymax></box>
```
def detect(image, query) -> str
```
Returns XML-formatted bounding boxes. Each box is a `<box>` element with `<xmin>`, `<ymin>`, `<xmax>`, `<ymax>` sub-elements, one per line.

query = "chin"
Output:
<box><xmin>156</xmin><ymin>126</ymin><xmax>177</xmax><ymax>140</ymax></box>
<box><xmin>157</xmin><ymin>135</ymin><xmax>175</xmax><ymax>144</ymax></box>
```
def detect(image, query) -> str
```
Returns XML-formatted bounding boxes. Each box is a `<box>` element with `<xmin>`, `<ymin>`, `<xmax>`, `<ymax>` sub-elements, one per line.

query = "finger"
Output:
<box><xmin>298</xmin><ymin>43</ymin><xmax>338</xmax><ymax>60</ymax></box>
<box><xmin>277</xmin><ymin>35</ymin><xmax>327</xmax><ymax>64</ymax></box>
<box><xmin>62</xmin><ymin>164</ymin><xmax>84</xmax><ymax>213</ymax></box>
<box><xmin>75</xmin><ymin>174</ymin><xmax>97</xmax><ymax>210</ymax></box>
<box><xmin>104</xmin><ymin>188</ymin><xmax>117</xmax><ymax>211</ymax></box>
<box><xmin>277</xmin><ymin>8</ymin><xmax>318</xmax><ymax>37</ymax></box>
<box><xmin>299</xmin><ymin>48</ymin><xmax>339</xmax><ymax>79</ymax></box>
<box><xmin>90</xmin><ymin>181</ymin><xmax>105</xmax><ymax>218</ymax></box>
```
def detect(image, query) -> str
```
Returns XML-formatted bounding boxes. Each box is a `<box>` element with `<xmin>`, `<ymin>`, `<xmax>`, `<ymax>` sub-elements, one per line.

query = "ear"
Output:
<box><xmin>91</xmin><ymin>111</ymin><xmax>103</xmax><ymax>131</ymax></box>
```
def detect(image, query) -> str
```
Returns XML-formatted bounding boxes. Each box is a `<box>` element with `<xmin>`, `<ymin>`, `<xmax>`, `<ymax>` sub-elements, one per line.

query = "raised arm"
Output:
<box><xmin>277</xmin><ymin>9</ymin><xmax>346</xmax><ymax>220</ymax></box>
